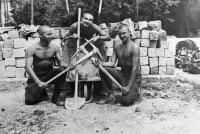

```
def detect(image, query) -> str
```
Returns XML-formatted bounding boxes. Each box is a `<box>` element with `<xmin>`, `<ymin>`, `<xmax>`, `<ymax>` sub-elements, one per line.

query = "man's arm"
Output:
<box><xmin>54</xmin><ymin>45</ymin><xmax>68</xmax><ymax>68</ymax></box>
<box><xmin>25</xmin><ymin>46</ymin><xmax>45</xmax><ymax>87</ymax></box>
<box><xmin>92</xmin><ymin>24</ymin><xmax>111</xmax><ymax>41</ymax></box>
<box><xmin>63</xmin><ymin>23</ymin><xmax>77</xmax><ymax>42</ymax></box>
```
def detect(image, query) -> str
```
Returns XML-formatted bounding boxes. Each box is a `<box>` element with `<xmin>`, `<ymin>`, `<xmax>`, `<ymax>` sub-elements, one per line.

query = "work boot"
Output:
<box><xmin>51</xmin><ymin>91</ymin><xmax>64</xmax><ymax>106</ymax></box>
<box><xmin>97</xmin><ymin>93</ymin><xmax>115</xmax><ymax>104</ymax></box>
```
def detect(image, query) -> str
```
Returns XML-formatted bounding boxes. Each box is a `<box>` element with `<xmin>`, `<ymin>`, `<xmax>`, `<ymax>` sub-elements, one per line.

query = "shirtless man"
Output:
<box><xmin>25</xmin><ymin>25</ymin><xmax>69</xmax><ymax>106</ymax></box>
<box><xmin>98</xmin><ymin>24</ymin><xmax>141</xmax><ymax>106</ymax></box>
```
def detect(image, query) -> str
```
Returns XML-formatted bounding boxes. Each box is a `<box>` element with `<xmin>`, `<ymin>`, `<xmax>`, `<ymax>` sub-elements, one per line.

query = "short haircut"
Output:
<box><xmin>82</xmin><ymin>12</ymin><xmax>94</xmax><ymax>19</ymax></box>
<box><xmin>38</xmin><ymin>25</ymin><xmax>50</xmax><ymax>35</ymax></box>
<box><xmin>117</xmin><ymin>23</ymin><xmax>132</xmax><ymax>37</ymax></box>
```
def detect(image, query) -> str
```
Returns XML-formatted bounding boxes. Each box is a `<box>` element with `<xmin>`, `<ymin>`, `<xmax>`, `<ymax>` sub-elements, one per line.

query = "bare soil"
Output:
<box><xmin>1</xmin><ymin>69</ymin><xmax>200</xmax><ymax>134</ymax></box>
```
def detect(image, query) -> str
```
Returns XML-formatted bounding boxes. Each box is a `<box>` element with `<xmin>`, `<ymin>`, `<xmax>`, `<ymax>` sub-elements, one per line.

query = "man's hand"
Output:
<box><xmin>37</xmin><ymin>81</ymin><xmax>47</xmax><ymax>89</ymax></box>
<box><xmin>91</xmin><ymin>36</ymin><xmax>100</xmax><ymax>43</ymax></box>
<box><xmin>121</xmin><ymin>86</ymin><xmax>131</xmax><ymax>95</ymax></box>
<box><xmin>92</xmin><ymin>57</ymin><xmax>100</xmax><ymax>67</ymax></box>
<box><xmin>72</xmin><ymin>33</ymin><xmax>78</xmax><ymax>39</ymax></box>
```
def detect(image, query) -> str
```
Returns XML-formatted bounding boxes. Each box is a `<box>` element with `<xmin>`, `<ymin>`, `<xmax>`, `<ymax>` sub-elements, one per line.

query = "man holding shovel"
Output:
<box><xmin>98</xmin><ymin>24</ymin><xmax>141</xmax><ymax>106</ymax></box>
<box><xmin>25</xmin><ymin>25</ymin><xmax>69</xmax><ymax>106</ymax></box>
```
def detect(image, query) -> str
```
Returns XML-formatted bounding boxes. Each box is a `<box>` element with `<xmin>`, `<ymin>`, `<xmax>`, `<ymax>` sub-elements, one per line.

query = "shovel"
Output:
<box><xmin>64</xmin><ymin>8</ymin><xmax>86</xmax><ymax>110</ymax></box>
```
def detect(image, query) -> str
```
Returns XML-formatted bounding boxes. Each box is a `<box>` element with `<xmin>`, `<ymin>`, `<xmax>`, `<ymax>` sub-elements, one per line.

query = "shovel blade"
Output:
<box><xmin>64</xmin><ymin>97</ymin><xmax>86</xmax><ymax>110</ymax></box>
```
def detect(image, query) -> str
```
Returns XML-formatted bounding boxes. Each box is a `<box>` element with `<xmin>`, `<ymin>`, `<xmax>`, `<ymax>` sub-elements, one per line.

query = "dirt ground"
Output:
<box><xmin>1</xmin><ymin>69</ymin><xmax>200</xmax><ymax>134</ymax></box>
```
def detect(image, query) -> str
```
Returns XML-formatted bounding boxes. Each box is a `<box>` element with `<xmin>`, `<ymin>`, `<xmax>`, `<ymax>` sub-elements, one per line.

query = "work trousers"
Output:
<box><xmin>99</xmin><ymin>67</ymin><xmax>142</xmax><ymax>106</ymax></box>
<box><xmin>25</xmin><ymin>67</ymin><xmax>66</xmax><ymax>105</ymax></box>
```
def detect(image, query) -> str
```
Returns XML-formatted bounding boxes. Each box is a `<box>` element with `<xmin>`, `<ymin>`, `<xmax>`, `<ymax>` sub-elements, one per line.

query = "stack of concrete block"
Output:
<box><xmin>105</xmin><ymin>20</ymin><xmax>175</xmax><ymax>75</ymax></box>
<box><xmin>0</xmin><ymin>31</ymin><xmax>62</xmax><ymax>79</ymax></box>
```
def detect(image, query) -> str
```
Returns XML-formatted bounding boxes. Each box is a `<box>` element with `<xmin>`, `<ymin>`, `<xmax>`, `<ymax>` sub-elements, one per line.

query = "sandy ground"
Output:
<box><xmin>1</xmin><ymin>69</ymin><xmax>200</xmax><ymax>134</ymax></box>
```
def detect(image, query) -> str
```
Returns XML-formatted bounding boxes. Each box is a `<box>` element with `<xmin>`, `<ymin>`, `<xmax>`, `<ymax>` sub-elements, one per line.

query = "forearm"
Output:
<box><xmin>58</xmin><ymin>61</ymin><xmax>68</xmax><ymax>68</ymax></box>
<box><xmin>26</xmin><ymin>67</ymin><xmax>41</xmax><ymax>84</ymax></box>
<box><xmin>101</xmin><ymin>61</ymin><xmax>115</xmax><ymax>67</ymax></box>
<box><xmin>126</xmin><ymin>68</ymin><xmax>137</xmax><ymax>88</ymax></box>
<box><xmin>99</xmin><ymin>34</ymin><xmax>111</xmax><ymax>41</ymax></box>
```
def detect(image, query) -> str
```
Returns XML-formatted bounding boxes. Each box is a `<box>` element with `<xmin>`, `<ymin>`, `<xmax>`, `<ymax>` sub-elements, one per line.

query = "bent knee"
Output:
<box><xmin>121</xmin><ymin>97</ymin><xmax>136</xmax><ymax>106</ymax></box>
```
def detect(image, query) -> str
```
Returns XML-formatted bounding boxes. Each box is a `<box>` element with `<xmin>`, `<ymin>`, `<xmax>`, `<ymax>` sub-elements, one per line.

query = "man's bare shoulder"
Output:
<box><xmin>113</xmin><ymin>40</ymin><xmax>122</xmax><ymax>49</ymax></box>
<box><xmin>50</xmin><ymin>42</ymin><xmax>59</xmax><ymax>50</ymax></box>
<box><xmin>130</xmin><ymin>41</ymin><xmax>139</xmax><ymax>54</ymax></box>
<box><xmin>27</xmin><ymin>43</ymin><xmax>38</xmax><ymax>54</ymax></box>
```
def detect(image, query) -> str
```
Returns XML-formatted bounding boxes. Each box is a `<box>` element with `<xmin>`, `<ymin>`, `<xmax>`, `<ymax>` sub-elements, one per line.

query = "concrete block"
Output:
<box><xmin>106</xmin><ymin>47</ymin><xmax>113</xmax><ymax>57</ymax></box>
<box><xmin>15</xmin><ymin>68</ymin><xmax>25</xmax><ymax>78</ymax></box>
<box><xmin>5</xmin><ymin>58</ymin><xmax>16</xmax><ymax>66</ymax></box>
<box><xmin>159</xmin><ymin>66</ymin><xmax>166</xmax><ymax>75</ymax></box>
<box><xmin>160</xmin><ymin>75</ymin><xmax>177</xmax><ymax>82</ymax></box>
<box><xmin>150</xmin><ymin>66</ymin><xmax>159</xmax><ymax>74</ymax></box>
<box><xmin>0</xmin><ymin>69</ymin><xmax>6</xmax><ymax>79</ymax></box>
<box><xmin>134</xmin><ymin>31</ymin><xmax>140</xmax><ymax>38</ymax></box>
<box><xmin>0</xmin><ymin>41</ymin><xmax>4</xmax><ymax>50</ymax></box>
<box><xmin>159</xmin><ymin>57</ymin><xmax>166</xmax><ymax>66</ymax></box>
<box><xmin>156</xmin><ymin>48</ymin><xmax>165</xmax><ymax>57</ymax></box>
<box><xmin>147</xmin><ymin>75</ymin><xmax>160</xmax><ymax>82</ymax></box>
<box><xmin>141</xmin><ymin>65</ymin><xmax>149</xmax><ymax>75</ymax></box>
<box><xmin>51</xmin><ymin>39</ymin><xmax>61</xmax><ymax>48</ymax></box>
<box><xmin>141</xmin><ymin>30</ymin><xmax>150</xmax><ymax>38</ymax></box>
<box><xmin>16</xmin><ymin>58</ymin><xmax>25</xmax><ymax>67</ymax></box>
<box><xmin>6</xmin><ymin>66</ymin><xmax>16</xmax><ymax>78</ymax></box>
<box><xmin>140</xmin><ymin>57</ymin><xmax>148</xmax><ymax>65</ymax></box>
<box><xmin>8</xmin><ymin>30</ymin><xmax>19</xmax><ymax>39</ymax></box>
<box><xmin>165</xmin><ymin>49</ymin><xmax>173</xmax><ymax>58</ymax></box>
<box><xmin>13</xmin><ymin>48</ymin><xmax>25</xmax><ymax>58</ymax></box>
<box><xmin>147</xmin><ymin>21</ymin><xmax>160</xmax><ymax>31</ymax></box>
<box><xmin>149</xmin><ymin>40</ymin><xmax>157</xmax><ymax>48</ymax></box>
<box><xmin>158</xmin><ymin>30</ymin><xmax>167</xmax><ymax>41</ymax></box>
<box><xmin>141</xmin><ymin>39</ymin><xmax>149</xmax><ymax>47</ymax></box>
<box><xmin>99</xmin><ymin>23</ymin><xmax>108</xmax><ymax>29</ymax></box>
<box><xmin>105</xmin><ymin>39</ymin><xmax>114</xmax><ymax>48</ymax></box>
<box><xmin>148</xmin><ymin>48</ymin><xmax>156</xmax><ymax>57</ymax></box>
<box><xmin>14</xmin><ymin>39</ymin><xmax>25</xmax><ymax>48</ymax></box>
<box><xmin>158</xmin><ymin>40</ymin><xmax>169</xmax><ymax>48</ymax></box>
<box><xmin>3</xmin><ymin>39</ymin><xmax>14</xmax><ymax>48</ymax></box>
<box><xmin>24</xmin><ymin>40</ymin><xmax>37</xmax><ymax>50</ymax></box>
<box><xmin>0</xmin><ymin>78</ymin><xmax>27</xmax><ymax>91</ymax></box>
<box><xmin>138</xmin><ymin>21</ymin><xmax>148</xmax><ymax>30</ymax></box>
<box><xmin>134</xmin><ymin>39</ymin><xmax>141</xmax><ymax>47</ymax></box>
<box><xmin>156</xmin><ymin>20</ymin><xmax>162</xmax><ymax>29</ymax></box>
<box><xmin>0</xmin><ymin>33</ymin><xmax>9</xmax><ymax>41</ymax></box>
<box><xmin>2</xmin><ymin>48</ymin><xmax>13</xmax><ymax>58</ymax></box>
<box><xmin>102</xmin><ymin>29</ymin><xmax>109</xmax><ymax>34</ymax></box>
<box><xmin>52</xmin><ymin>30</ymin><xmax>60</xmax><ymax>39</ymax></box>
<box><xmin>139</xmin><ymin>47</ymin><xmax>147</xmax><ymax>57</ymax></box>
<box><xmin>166</xmin><ymin>58</ymin><xmax>175</xmax><ymax>66</ymax></box>
<box><xmin>166</xmin><ymin>65</ymin><xmax>175</xmax><ymax>75</ymax></box>
<box><xmin>149</xmin><ymin>31</ymin><xmax>159</xmax><ymax>40</ymax></box>
<box><xmin>0</xmin><ymin>51</ymin><xmax>2</xmax><ymax>61</ymax></box>
<box><xmin>28</xmin><ymin>37</ymin><xmax>40</xmax><ymax>41</ymax></box>
<box><xmin>0</xmin><ymin>60</ymin><xmax>5</xmax><ymax>69</ymax></box>
<box><xmin>30</xmin><ymin>32</ymin><xmax>39</xmax><ymax>38</ymax></box>
<box><xmin>149</xmin><ymin>57</ymin><xmax>158</xmax><ymax>67</ymax></box>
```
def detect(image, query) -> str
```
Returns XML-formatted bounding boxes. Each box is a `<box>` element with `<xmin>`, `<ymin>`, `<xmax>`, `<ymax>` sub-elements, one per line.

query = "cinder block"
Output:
<box><xmin>139</xmin><ymin>47</ymin><xmax>147</xmax><ymax>57</ymax></box>
<box><xmin>16</xmin><ymin>58</ymin><xmax>25</xmax><ymax>67</ymax></box>
<box><xmin>156</xmin><ymin>20</ymin><xmax>162</xmax><ymax>29</ymax></box>
<box><xmin>0</xmin><ymin>60</ymin><xmax>5</xmax><ymax>69</ymax></box>
<box><xmin>150</xmin><ymin>66</ymin><xmax>159</xmax><ymax>74</ymax></box>
<box><xmin>30</xmin><ymin>32</ymin><xmax>39</xmax><ymax>38</ymax></box>
<box><xmin>15</xmin><ymin>68</ymin><xmax>25</xmax><ymax>78</ymax></box>
<box><xmin>6</xmin><ymin>66</ymin><xmax>16</xmax><ymax>78</ymax></box>
<box><xmin>166</xmin><ymin>66</ymin><xmax>175</xmax><ymax>75</ymax></box>
<box><xmin>156</xmin><ymin>48</ymin><xmax>165</xmax><ymax>57</ymax></box>
<box><xmin>166</xmin><ymin>58</ymin><xmax>175</xmax><ymax>66</ymax></box>
<box><xmin>0</xmin><ymin>69</ymin><xmax>6</xmax><ymax>79</ymax></box>
<box><xmin>52</xmin><ymin>30</ymin><xmax>60</xmax><ymax>39</ymax></box>
<box><xmin>28</xmin><ymin>37</ymin><xmax>40</xmax><ymax>41</ymax></box>
<box><xmin>159</xmin><ymin>66</ymin><xmax>166</xmax><ymax>75</ymax></box>
<box><xmin>0</xmin><ymin>33</ymin><xmax>9</xmax><ymax>41</ymax></box>
<box><xmin>158</xmin><ymin>30</ymin><xmax>167</xmax><ymax>41</ymax></box>
<box><xmin>141</xmin><ymin>65</ymin><xmax>149</xmax><ymax>75</ymax></box>
<box><xmin>141</xmin><ymin>39</ymin><xmax>149</xmax><ymax>47</ymax></box>
<box><xmin>148</xmin><ymin>48</ymin><xmax>156</xmax><ymax>57</ymax></box>
<box><xmin>51</xmin><ymin>39</ymin><xmax>61</xmax><ymax>48</ymax></box>
<box><xmin>149</xmin><ymin>57</ymin><xmax>158</xmax><ymax>67</ymax></box>
<box><xmin>106</xmin><ymin>47</ymin><xmax>113</xmax><ymax>57</ymax></box>
<box><xmin>5</xmin><ymin>58</ymin><xmax>16</xmax><ymax>66</ymax></box>
<box><xmin>134</xmin><ymin>39</ymin><xmax>141</xmax><ymax>47</ymax></box>
<box><xmin>141</xmin><ymin>30</ymin><xmax>150</xmax><ymax>38</ymax></box>
<box><xmin>165</xmin><ymin>49</ymin><xmax>173</xmax><ymax>58</ymax></box>
<box><xmin>158</xmin><ymin>40</ymin><xmax>169</xmax><ymax>48</ymax></box>
<box><xmin>99</xmin><ymin>23</ymin><xmax>108</xmax><ymax>29</ymax></box>
<box><xmin>3</xmin><ymin>39</ymin><xmax>14</xmax><ymax>48</ymax></box>
<box><xmin>0</xmin><ymin>41</ymin><xmax>4</xmax><ymax>50</ymax></box>
<box><xmin>149</xmin><ymin>40</ymin><xmax>157</xmax><ymax>48</ymax></box>
<box><xmin>8</xmin><ymin>30</ymin><xmax>19</xmax><ymax>39</ymax></box>
<box><xmin>138</xmin><ymin>21</ymin><xmax>148</xmax><ymax>30</ymax></box>
<box><xmin>2</xmin><ymin>48</ymin><xmax>13</xmax><ymax>58</ymax></box>
<box><xmin>24</xmin><ymin>40</ymin><xmax>37</xmax><ymax>50</ymax></box>
<box><xmin>159</xmin><ymin>57</ymin><xmax>166</xmax><ymax>66</ymax></box>
<box><xmin>147</xmin><ymin>75</ymin><xmax>160</xmax><ymax>82</ymax></box>
<box><xmin>105</xmin><ymin>39</ymin><xmax>114</xmax><ymax>48</ymax></box>
<box><xmin>134</xmin><ymin>31</ymin><xmax>140</xmax><ymax>38</ymax></box>
<box><xmin>149</xmin><ymin>31</ymin><xmax>159</xmax><ymax>40</ymax></box>
<box><xmin>147</xmin><ymin>21</ymin><xmax>160</xmax><ymax>31</ymax></box>
<box><xmin>13</xmin><ymin>48</ymin><xmax>25</xmax><ymax>58</ymax></box>
<box><xmin>14</xmin><ymin>39</ymin><xmax>25</xmax><ymax>48</ymax></box>
<box><xmin>140</xmin><ymin>57</ymin><xmax>148</xmax><ymax>65</ymax></box>
<box><xmin>0</xmin><ymin>51</ymin><xmax>2</xmax><ymax>61</ymax></box>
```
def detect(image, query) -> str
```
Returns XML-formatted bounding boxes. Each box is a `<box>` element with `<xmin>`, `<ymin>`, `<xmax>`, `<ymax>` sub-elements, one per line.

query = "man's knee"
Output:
<box><xmin>25</xmin><ymin>94</ymin><xmax>41</xmax><ymax>105</ymax></box>
<box><xmin>121</xmin><ymin>97</ymin><xmax>134</xmax><ymax>106</ymax></box>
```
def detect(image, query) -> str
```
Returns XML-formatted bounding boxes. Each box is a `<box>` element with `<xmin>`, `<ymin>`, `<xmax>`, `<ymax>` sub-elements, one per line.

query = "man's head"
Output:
<box><xmin>117</xmin><ymin>24</ymin><xmax>131</xmax><ymax>42</ymax></box>
<box><xmin>81</xmin><ymin>12</ymin><xmax>94</xmax><ymax>27</ymax></box>
<box><xmin>38</xmin><ymin>25</ymin><xmax>52</xmax><ymax>44</ymax></box>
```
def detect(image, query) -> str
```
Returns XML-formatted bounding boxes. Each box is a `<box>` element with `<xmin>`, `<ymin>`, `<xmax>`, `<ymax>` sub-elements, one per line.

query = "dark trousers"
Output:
<box><xmin>99</xmin><ymin>67</ymin><xmax>142</xmax><ymax>106</ymax></box>
<box><xmin>25</xmin><ymin>67</ymin><xmax>66</xmax><ymax>105</ymax></box>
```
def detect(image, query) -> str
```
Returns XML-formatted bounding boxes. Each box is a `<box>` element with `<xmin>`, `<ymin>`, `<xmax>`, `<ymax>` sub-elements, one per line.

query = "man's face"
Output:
<box><xmin>81</xmin><ymin>13</ymin><xmax>93</xmax><ymax>27</ymax></box>
<box><xmin>117</xmin><ymin>27</ymin><xmax>130</xmax><ymax>42</ymax></box>
<box><xmin>41</xmin><ymin>28</ymin><xmax>52</xmax><ymax>43</ymax></box>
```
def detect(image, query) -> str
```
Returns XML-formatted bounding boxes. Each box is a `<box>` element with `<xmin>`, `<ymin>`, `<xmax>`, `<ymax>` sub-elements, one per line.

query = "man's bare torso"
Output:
<box><xmin>32</xmin><ymin>43</ymin><xmax>56</xmax><ymax>76</ymax></box>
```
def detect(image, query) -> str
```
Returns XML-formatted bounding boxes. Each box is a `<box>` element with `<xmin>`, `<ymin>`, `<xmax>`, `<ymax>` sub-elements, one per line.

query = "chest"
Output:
<box><xmin>34</xmin><ymin>47</ymin><xmax>55</xmax><ymax>59</ymax></box>
<box><xmin>116</xmin><ymin>46</ymin><xmax>132</xmax><ymax>59</ymax></box>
